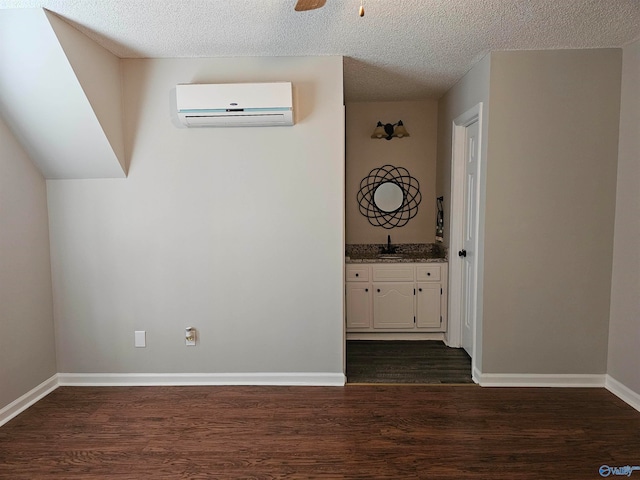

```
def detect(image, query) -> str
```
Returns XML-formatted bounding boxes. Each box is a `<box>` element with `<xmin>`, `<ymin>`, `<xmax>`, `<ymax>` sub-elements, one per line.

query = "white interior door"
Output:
<box><xmin>460</xmin><ymin>120</ymin><xmax>480</xmax><ymax>356</ymax></box>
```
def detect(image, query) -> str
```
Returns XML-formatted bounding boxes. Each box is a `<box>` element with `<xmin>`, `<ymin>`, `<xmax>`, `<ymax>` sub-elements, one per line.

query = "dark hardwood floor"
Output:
<box><xmin>1</xmin><ymin>386</ymin><xmax>638</xmax><ymax>479</ymax></box>
<box><xmin>346</xmin><ymin>340</ymin><xmax>473</xmax><ymax>384</ymax></box>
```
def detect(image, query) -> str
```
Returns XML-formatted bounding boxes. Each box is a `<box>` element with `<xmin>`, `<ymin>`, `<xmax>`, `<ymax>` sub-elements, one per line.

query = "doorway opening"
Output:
<box><xmin>346</xmin><ymin>340</ymin><xmax>472</xmax><ymax>384</ymax></box>
<box><xmin>343</xmin><ymin>102</ymin><xmax>484</xmax><ymax>386</ymax></box>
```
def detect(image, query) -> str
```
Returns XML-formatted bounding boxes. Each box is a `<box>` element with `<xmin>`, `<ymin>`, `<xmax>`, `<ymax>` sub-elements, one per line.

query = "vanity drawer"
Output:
<box><xmin>346</xmin><ymin>266</ymin><xmax>370</xmax><ymax>282</ymax></box>
<box><xmin>372</xmin><ymin>265</ymin><xmax>415</xmax><ymax>282</ymax></box>
<box><xmin>417</xmin><ymin>265</ymin><xmax>441</xmax><ymax>282</ymax></box>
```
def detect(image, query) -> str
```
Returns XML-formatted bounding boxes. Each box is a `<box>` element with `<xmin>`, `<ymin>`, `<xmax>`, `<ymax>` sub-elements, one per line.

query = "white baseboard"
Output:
<box><xmin>476</xmin><ymin>372</ymin><xmax>606</xmax><ymax>388</ymax></box>
<box><xmin>443</xmin><ymin>337</ymin><xmax>461</xmax><ymax>348</ymax></box>
<box><xmin>57</xmin><ymin>372</ymin><xmax>346</xmax><ymax>387</ymax></box>
<box><xmin>0</xmin><ymin>374</ymin><xmax>59</xmax><ymax>427</ymax></box>
<box><xmin>347</xmin><ymin>332</ymin><xmax>445</xmax><ymax>341</ymax></box>
<box><xmin>2</xmin><ymin>372</ymin><xmax>637</xmax><ymax>432</ymax></box>
<box><xmin>605</xmin><ymin>375</ymin><xmax>640</xmax><ymax>412</ymax></box>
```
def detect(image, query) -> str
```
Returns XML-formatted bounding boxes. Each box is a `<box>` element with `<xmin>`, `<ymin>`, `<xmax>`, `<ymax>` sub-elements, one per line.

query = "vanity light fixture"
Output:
<box><xmin>371</xmin><ymin>120</ymin><xmax>410</xmax><ymax>140</ymax></box>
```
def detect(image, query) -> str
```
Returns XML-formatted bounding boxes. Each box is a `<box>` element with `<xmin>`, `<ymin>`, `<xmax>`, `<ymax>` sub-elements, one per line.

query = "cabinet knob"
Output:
<box><xmin>365</xmin><ymin>288</ymin><xmax>368</xmax><ymax>292</ymax></box>
<box><xmin>377</xmin><ymin>289</ymin><xmax>381</xmax><ymax>292</ymax></box>
<box><xmin>427</xmin><ymin>272</ymin><xmax>431</xmax><ymax>276</ymax></box>
<box><xmin>355</xmin><ymin>273</ymin><xmax>359</xmax><ymax>277</ymax></box>
<box><xmin>419</xmin><ymin>288</ymin><xmax>423</xmax><ymax>292</ymax></box>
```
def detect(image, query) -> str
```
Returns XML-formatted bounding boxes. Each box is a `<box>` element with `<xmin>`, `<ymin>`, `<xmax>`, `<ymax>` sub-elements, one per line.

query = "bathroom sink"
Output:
<box><xmin>377</xmin><ymin>254</ymin><xmax>405</xmax><ymax>260</ymax></box>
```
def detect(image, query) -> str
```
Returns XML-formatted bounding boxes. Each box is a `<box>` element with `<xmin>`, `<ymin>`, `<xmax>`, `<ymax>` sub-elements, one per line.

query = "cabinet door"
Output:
<box><xmin>373</xmin><ymin>283</ymin><xmax>415</xmax><ymax>329</ymax></box>
<box><xmin>346</xmin><ymin>283</ymin><xmax>372</xmax><ymax>329</ymax></box>
<box><xmin>416</xmin><ymin>283</ymin><xmax>441</xmax><ymax>329</ymax></box>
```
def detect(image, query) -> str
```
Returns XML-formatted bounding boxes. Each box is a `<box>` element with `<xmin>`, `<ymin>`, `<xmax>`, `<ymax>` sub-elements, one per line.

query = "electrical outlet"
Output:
<box><xmin>185</xmin><ymin>327</ymin><xmax>196</xmax><ymax>346</ymax></box>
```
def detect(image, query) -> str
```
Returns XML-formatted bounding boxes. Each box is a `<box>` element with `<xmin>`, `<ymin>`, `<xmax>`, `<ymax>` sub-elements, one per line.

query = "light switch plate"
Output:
<box><xmin>134</xmin><ymin>330</ymin><xmax>146</xmax><ymax>348</ymax></box>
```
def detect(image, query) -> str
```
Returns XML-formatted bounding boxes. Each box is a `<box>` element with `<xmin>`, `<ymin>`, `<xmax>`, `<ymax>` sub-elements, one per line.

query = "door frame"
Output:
<box><xmin>447</xmin><ymin>103</ymin><xmax>484</xmax><ymax>382</ymax></box>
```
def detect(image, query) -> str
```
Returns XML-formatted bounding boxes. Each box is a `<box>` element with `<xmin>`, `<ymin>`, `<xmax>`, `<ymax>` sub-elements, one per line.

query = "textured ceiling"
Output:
<box><xmin>2</xmin><ymin>0</ymin><xmax>639</xmax><ymax>101</ymax></box>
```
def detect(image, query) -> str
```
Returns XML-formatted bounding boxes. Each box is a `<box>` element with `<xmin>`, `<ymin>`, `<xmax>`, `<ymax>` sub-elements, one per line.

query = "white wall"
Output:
<box><xmin>46</xmin><ymin>10</ymin><xmax>126</xmax><ymax>173</ymax></box>
<box><xmin>608</xmin><ymin>39</ymin><xmax>640</xmax><ymax>395</ymax></box>
<box><xmin>438</xmin><ymin>49</ymin><xmax>623</xmax><ymax>377</ymax></box>
<box><xmin>47</xmin><ymin>56</ymin><xmax>345</xmax><ymax>377</ymax></box>
<box><xmin>0</xmin><ymin>9</ymin><xmax>125</xmax><ymax>179</ymax></box>
<box><xmin>482</xmin><ymin>49</ymin><xmax>621</xmax><ymax>374</ymax></box>
<box><xmin>346</xmin><ymin>100</ymin><xmax>438</xmax><ymax>244</ymax></box>
<box><xmin>0</xmin><ymin>115</ymin><xmax>56</xmax><ymax>409</ymax></box>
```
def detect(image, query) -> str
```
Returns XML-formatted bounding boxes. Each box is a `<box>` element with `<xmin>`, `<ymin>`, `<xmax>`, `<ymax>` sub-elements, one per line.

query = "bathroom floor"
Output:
<box><xmin>346</xmin><ymin>340</ymin><xmax>473</xmax><ymax>384</ymax></box>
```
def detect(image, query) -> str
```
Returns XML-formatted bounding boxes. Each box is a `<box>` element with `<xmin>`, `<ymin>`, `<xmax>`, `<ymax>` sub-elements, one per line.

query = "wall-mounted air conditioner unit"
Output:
<box><xmin>176</xmin><ymin>82</ymin><xmax>294</xmax><ymax>127</ymax></box>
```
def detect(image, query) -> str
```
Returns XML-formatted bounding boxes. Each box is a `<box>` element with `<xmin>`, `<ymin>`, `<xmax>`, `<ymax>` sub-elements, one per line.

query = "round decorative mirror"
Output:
<box><xmin>373</xmin><ymin>182</ymin><xmax>404</xmax><ymax>212</ymax></box>
<box><xmin>357</xmin><ymin>164</ymin><xmax>422</xmax><ymax>229</ymax></box>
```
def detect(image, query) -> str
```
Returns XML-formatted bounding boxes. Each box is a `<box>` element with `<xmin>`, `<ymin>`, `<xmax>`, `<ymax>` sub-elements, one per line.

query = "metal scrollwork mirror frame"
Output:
<box><xmin>357</xmin><ymin>164</ymin><xmax>421</xmax><ymax>229</ymax></box>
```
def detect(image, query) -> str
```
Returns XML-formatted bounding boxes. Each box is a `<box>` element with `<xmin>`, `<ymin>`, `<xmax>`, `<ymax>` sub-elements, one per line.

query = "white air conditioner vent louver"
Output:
<box><xmin>176</xmin><ymin>82</ymin><xmax>294</xmax><ymax>127</ymax></box>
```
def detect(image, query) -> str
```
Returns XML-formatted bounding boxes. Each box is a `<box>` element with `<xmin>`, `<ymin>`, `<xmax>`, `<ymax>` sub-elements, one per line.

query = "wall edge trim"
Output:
<box><xmin>605</xmin><ymin>375</ymin><xmax>640</xmax><ymax>412</ymax></box>
<box><xmin>472</xmin><ymin>366</ymin><xmax>482</xmax><ymax>384</ymax></box>
<box><xmin>477</xmin><ymin>372</ymin><xmax>606</xmax><ymax>388</ymax></box>
<box><xmin>57</xmin><ymin>372</ymin><xmax>346</xmax><ymax>387</ymax></box>
<box><xmin>0</xmin><ymin>374</ymin><xmax>59</xmax><ymax>428</ymax></box>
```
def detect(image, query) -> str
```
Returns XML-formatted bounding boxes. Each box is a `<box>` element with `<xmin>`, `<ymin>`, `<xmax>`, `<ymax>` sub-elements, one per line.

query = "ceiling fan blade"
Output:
<box><xmin>294</xmin><ymin>0</ymin><xmax>326</xmax><ymax>12</ymax></box>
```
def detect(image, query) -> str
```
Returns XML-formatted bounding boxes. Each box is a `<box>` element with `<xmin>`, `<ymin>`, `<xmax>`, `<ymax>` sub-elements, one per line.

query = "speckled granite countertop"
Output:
<box><xmin>345</xmin><ymin>243</ymin><xmax>447</xmax><ymax>264</ymax></box>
